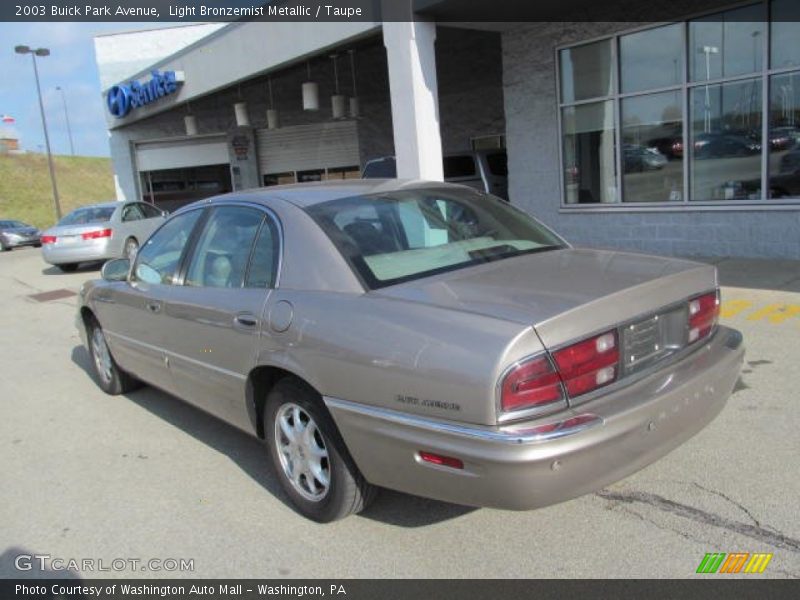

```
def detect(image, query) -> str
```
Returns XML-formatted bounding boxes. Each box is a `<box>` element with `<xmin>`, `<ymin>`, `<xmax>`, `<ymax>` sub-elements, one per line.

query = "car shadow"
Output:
<box><xmin>70</xmin><ymin>345</ymin><xmax>476</xmax><ymax>527</ymax></box>
<box><xmin>42</xmin><ymin>262</ymin><xmax>103</xmax><ymax>276</ymax></box>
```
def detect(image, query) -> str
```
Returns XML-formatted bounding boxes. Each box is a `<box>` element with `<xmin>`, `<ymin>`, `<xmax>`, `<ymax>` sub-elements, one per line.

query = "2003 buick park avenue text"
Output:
<box><xmin>78</xmin><ymin>180</ymin><xmax>744</xmax><ymax>522</ymax></box>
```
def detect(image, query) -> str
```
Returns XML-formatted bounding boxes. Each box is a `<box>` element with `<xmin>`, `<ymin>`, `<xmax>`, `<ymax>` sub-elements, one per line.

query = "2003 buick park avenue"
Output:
<box><xmin>77</xmin><ymin>180</ymin><xmax>744</xmax><ymax>522</ymax></box>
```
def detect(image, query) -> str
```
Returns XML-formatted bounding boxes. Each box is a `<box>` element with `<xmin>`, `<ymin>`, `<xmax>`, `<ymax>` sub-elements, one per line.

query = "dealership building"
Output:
<box><xmin>95</xmin><ymin>0</ymin><xmax>800</xmax><ymax>258</ymax></box>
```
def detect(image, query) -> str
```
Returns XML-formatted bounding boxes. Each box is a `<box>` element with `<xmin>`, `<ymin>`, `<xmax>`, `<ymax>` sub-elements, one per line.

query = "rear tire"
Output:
<box><xmin>87</xmin><ymin>319</ymin><xmax>140</xmax><ymax>395</ymax></box>
<box><xmin>58</xmin><ymin>263</ymin><xmax>79</xmax><ymax>272</ymax></box>
<box><xmin>265</xmin><ymin>377</ymin><xmax>376</xmax><ymax>522</ymax></box>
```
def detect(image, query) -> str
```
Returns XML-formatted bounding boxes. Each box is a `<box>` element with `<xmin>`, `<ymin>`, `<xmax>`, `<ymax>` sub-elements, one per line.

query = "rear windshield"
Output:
<box><xmin>0</xmin><ymin>220</ymin><xmax>27</xmax><ymax>228</ymax></box>
<box><xmin>58</xmin><ymin>206</ymin><xmax>116</xmax><ymax>226</ymax></box>
<box><xmin>306</xmin><ymin>188</ymin><xmax>564</xmax><ymax>289</ymax></box>
<box><xmin>362</xmin><ymin>157</ymin><xmax>397</xmax><ymax>178</ymax></box>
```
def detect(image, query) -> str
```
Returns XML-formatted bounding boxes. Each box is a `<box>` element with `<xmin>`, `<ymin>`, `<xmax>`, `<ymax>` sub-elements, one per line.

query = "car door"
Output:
<box><xmin>161</xmin><ymin>204</ymin><xmax>280</xmax><ymax>432</ymax></box>
<box><xmin>95</xmin><ymin>208</ymin><xmax>205</xmax><ymax>395</ymax></box>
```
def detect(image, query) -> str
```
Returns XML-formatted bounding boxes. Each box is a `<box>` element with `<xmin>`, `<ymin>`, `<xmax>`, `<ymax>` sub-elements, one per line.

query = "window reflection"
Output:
<box><xmin>769</xmin><ymin>73</ymin><xmax>800</xmax><ymax>198</ymax></box>
<box><xmin>622</xmin><ymin>91</ymin><xmax>683</xmax><ymax>202</ymax></box>
<box><xmin>690</xmin><ymin>79</ymin><xmax>763</xmax><ymax>200</ymax></box>
<box><xmin>690</xmin><ymin>4</ymin><xmax>765</xmax><ymax>81</ymax></box>
<box><xmin>559</xmin><ymin>40</ymin><xmax>614</xmax><ymax>103</ymax></box>
<box><xmin>562</xmin><ymin>101</ymin><xmax>617</xmax><ymax>204</ymax></box>
<box><xmin>771</xmin><ymin>0</ymin><xmax>800</xmax><ymax>69</ymax></box>
<box><xmin>620</xmin><ymin>24</ymin><xmax>683</xmax><ymax>94</ymax></box>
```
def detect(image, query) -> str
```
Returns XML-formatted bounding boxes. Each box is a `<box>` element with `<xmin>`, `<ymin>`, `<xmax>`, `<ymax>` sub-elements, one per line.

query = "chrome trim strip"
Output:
<box><xmin>323</xmin><ymin>397</ymin><xmax>603</xmax><ymax>445</ymax></box>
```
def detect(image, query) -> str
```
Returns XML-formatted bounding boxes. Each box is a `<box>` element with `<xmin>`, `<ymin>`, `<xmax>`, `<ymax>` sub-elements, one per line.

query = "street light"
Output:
<box><xmin>56</xmin><ymin>86</ymin><xmax>75</xmax><ymax>156</ymax></box>
<box><xmin>15</xmin><ymin>44</ymin><xmax>62</xmax><ymax>220</ymax></box>
<box><xmin>699</xmin><ymin>45</ymin><xmax>720</xmax><ymax>134</ymax></box>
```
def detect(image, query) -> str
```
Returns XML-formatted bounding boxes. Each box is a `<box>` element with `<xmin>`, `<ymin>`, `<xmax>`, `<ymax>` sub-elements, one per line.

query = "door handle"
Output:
<box><xmin>234</xmin><ymin>314</ymin><xmax>258</xmax><ymax>327</ymax></box>
<box><xmin>146</xmin><ymin>301</ymin><xmax>162</xmax><ymax>313</ymax></box>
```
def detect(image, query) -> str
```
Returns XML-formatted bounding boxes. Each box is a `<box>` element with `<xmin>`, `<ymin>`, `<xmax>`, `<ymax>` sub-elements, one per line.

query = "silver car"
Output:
<box><xmin>76</xmin><ymin>180</ymin><xmax>744</xmax><ymax>522</ymax></box>
<box><xmin>41</xmin><ymin>201</ymin><xmax>166</xmax><ymax>272</ymax></box>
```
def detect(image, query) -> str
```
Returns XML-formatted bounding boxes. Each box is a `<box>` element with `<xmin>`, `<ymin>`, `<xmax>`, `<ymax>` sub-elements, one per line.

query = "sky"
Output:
<box><xmin>0</xmin><ymin>22</ymin><xmax>178</xmax><ymax>157</ymax></box>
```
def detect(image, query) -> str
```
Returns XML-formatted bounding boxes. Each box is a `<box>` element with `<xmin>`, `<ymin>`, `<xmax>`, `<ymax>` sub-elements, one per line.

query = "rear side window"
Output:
<box><xmin>245</xmin><ymin>218</ymin><xmax>280</xmax><ymax>288</ymax></box>
<box><xmin>362</xmin><ymin>157</ymin><xmax>397</xmax><ymax>178</ymax></box>
<box><xmin>443</xmin><ymin>155</ymin><xmax>476</xmax><ymax>178</ymax></box>
<box><xmin>121</xmin><ymin>204</ymin><xmax>145</xmax><ymax>222</ymax></box>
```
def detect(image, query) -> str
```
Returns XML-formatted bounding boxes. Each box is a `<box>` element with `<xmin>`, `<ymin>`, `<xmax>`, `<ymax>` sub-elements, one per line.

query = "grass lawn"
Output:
<box><xmin>0</xmin><ymin>153</ymin><xmax>116</xmax><ymax>229</ymax></box>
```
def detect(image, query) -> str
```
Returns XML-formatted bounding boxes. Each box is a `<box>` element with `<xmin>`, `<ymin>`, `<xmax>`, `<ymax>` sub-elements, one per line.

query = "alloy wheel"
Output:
<box><xmin>274</xmin><ymin>403</ymin><xmax>331</xmax><ymax>502</ymax></box>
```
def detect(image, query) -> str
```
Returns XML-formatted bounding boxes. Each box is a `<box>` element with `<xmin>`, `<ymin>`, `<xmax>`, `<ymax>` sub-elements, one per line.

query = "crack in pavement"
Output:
<box><xmin>597</xmin><ymin>489</ymin><xmax>800</xmax><ymax>553</ymax></box>
<box><xmin>689</xmin><ymin>482</ymin><xmax>762</xmax><ymax>528</ymax></box>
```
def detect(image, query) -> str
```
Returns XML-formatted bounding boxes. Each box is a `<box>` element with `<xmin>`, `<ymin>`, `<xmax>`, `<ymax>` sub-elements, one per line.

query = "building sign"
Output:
<box><xmin>106</xmin><ymin>70</ymin><xmax>184</xmax><ymax>119</ymax></box>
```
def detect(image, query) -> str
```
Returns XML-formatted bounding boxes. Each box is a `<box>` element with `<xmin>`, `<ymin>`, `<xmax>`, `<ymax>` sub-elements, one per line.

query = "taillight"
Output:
<box><xmin>41</xmin><ymin>235</ymin><xmax>57</xmax><ymax>244</ymax></box>
<box><xmin>552</xmin><ymin>330</ymin><xmax>619</xmax><ymax>398</ymax></box>
<box><xmin>500</xmin><ymin>355</ymin><xmax>564</xmax><ymax>413</ymax></box>
<box><xmin>688</xmin><ymin>291</ymin><xmax>719</xmax><ymax>343</ymax></box>
<box><xmin>81</xmin><ymin>228</ymin><xmax>112</xmax><ymax>240</ymax></box>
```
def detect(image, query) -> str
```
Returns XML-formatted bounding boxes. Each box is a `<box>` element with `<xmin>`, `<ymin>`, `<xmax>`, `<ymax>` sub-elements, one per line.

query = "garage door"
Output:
<box><xmin>256</xmin><ymin>121</ymin><xmax>359</xmax><ymax>174</ymax></box>
<box><xmin>135</xmin><ymin>136</ymin><xmax>229</xmax><ymax>172</ymax></box>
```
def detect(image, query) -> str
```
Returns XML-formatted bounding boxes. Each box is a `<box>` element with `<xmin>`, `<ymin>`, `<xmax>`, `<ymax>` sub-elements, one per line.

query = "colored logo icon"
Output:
<box><xmin>696</xmin><ymin>552</ymin><xmax>773</xmax><ymax>574</ymax></box>
<box><xmin>106</xmin><ymin>84</ymin><xmax>132</xmax><ymax>118</ymax></box>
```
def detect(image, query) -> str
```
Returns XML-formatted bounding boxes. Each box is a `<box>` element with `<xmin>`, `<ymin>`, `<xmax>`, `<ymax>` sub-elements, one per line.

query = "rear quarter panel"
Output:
<box><xmin>260</xmin><ymin>289</ymin><xmax>542</xmax><ymax>426</ymax></box>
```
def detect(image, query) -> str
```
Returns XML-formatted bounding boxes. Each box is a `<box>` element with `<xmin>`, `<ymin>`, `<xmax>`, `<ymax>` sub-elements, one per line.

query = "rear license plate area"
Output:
<box><xmin>622</xmin><ymin>306</ymin><xmax>686</xmax><ymax>374</ymax></box>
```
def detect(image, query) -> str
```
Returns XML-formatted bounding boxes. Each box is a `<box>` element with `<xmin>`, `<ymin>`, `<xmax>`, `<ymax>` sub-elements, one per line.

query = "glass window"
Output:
<box><xmin>121</xmin><ymin>204</ymin><xmax>144</xmax><ymax>222</ymax></box>
<box><xmin>690</xmin><ymin>79</ymin><xmax>763</xmax><ymax>201</ymax></box>
<box><xmin>621</xmin><ymin>91</ymin><xmax>684</xmax><ymax>202</ymax></box>
<box><xmin>245</xmin><ymin>218</ymin><xmax>280</xmax><ymax>288</ymax></box>
<box><xmin>771</xmin><ymin>0</ymin><xmax>800</xmax><ymax>69</ymax></box>
<box><xmin>323</xmin><ymin>166</ymin><xmax>360</xmax><ymax>180</ymax></box>
<box><xmin>264</xmin><ymin>172</ymin><xmax>296</xmax><ymax>186</ymax></box>
<box><xmin>443</xmin><ymin>155</ymin><xmax>477</xmax><ymax>178</ymax></box>
<box><xmin>185</xmin><ymin>207</ymin><xmax>264</xmax><ymax>288</ymax></box>
<box><xmin>307</xmin><ymin>188</ymin><xmax>564</xmax><ymax>289</ymax></box>
<box><xmin>620</xmin><ymin>24</ymin><xmax>683</xmax><ymax>93</ymax></box>
<box><xmin>768</xmin><ymin>72</ymin><xmax>800</xmax><ymax>198</ymax></box>
<box><xmin>57</xmin><ymin>206</ymin><xmax>115</xmax><ymax>226</ymax></box>
<box><xmin>559</xmin><ymin>39</ymin><xmax>614</xmax><ymax>103</ymax></box>
<box><xmin>562</xmin><ymin>101</ymin><xmax>617</xmax><ymax>204</ymax></box>
<box><xmin>690</xmin><ymin>5</ymin><xmax>765</xmax><ymax>82</ymax></box>
<box><xmin>134</xmin><ymin>209</ymin><xmax>203</xmax><ymax>285</ymax></box>
<box><xmin>140</xmin><ymin>203</ymin><xmax>163</xmax><ymax>219</ymax></box>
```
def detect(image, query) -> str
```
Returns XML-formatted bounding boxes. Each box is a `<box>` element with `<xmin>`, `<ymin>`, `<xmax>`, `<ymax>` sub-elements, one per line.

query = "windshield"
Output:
<box><xmin>58</xmin><ymin>206</ymin><xmax>115</xmax><ymax>226</ymax></box>
<box><xmin>307</xmin><ymin>188</ymin><xmax>565</xmax><ymax>289</ymax></box>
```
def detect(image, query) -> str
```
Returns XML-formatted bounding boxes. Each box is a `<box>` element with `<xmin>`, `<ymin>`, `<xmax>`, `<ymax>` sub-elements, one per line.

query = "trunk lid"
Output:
<box><xmin>374</xmin><ymin>248</ymin><xmax>716</xmax><ymax>349</ymax></box>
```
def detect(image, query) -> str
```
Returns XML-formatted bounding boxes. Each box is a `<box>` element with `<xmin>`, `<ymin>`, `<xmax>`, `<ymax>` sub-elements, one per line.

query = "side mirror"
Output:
<box><xmin>101</xmin><ymin>258</ymin><xmax>130</xmax><ymax>282</ymax></box>
<box><xmin>161</xmin><ymin>210</ymin><xmax>169</xmax><ymax>218</ymax></box>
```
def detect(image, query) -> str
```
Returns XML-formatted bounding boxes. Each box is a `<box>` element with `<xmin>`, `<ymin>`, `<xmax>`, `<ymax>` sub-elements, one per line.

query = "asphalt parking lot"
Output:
<box><xmin>1</xmin><ymin>246</ymin><xmax>798</xmax><ymax>579</ymax></box>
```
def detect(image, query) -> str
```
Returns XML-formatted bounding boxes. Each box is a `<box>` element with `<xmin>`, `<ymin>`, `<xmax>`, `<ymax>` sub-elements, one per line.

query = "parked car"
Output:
<box><xmin>362</xmin><ymin>150</ymin><xmax>509</xmax><ymax>199</ymax></box>
<box><xmin>77</xmin><ymin>180</ymin><xmax>744</xmax><ymax>522</ymax></box>
<box><xmin>623</xmin><ymin>144</ymin><xmax>668</xmax><ymax>172</ymax></box>
<box><xmin>41</xmin><ymin>201</ymin><xmax>166</xmax><ymax>272</ymax></box>
<box><xmin>693</xmin><ymin>133</ymin><xmax>761</xmax><ymax>159</ymax></box>
<box><xmin>0</xmin><ymin>220</ymin><xmax>41</xmax><ymax>250</ymax></box>
<box><xmin>647</xmin><ymin>136</ymin><xmax>683</xmax><ymax>160</ymax></box>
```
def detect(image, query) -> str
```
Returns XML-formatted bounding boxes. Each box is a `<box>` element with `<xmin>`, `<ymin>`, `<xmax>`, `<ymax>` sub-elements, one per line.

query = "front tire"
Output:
<box><xmin>87</xmin><ymin>319</ymin><xmax>140</xmax><ymax>395</ymax></box>
<box><xmin>265</xmin><ymin>377</ymin><xmax>376</xmax><ymax>522</ymax></box>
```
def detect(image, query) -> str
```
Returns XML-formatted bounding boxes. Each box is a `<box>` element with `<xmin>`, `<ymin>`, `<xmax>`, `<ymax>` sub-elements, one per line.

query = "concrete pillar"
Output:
<box><xmin>383</xmin><ymin>21</ymin><xmax>444</xmax><ymax>181</ymax></box>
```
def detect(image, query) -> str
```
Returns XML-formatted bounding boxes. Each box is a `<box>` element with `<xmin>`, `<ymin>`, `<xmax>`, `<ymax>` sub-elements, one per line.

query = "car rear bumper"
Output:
<box><xmin>41</xmin><ymin>238</ymin><xmax>115</xmax><ymax>265</ymax></box>
<box><xmin>325</xmin><ymin>325</ymin><xmax>744</xmax><ymax>510</ymax></box>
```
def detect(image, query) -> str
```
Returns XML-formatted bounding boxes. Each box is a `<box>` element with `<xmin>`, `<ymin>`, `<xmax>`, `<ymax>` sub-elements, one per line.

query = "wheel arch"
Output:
<box><xmin>246</xmin><ymin>364</ymin><xmax>325</xmax><ymax>440</ymax></box>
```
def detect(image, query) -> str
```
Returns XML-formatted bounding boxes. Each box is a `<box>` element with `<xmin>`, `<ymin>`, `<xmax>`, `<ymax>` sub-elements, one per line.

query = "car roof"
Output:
<box><xmin>69</xmin><ymin>201</ymin><xmax>121</xmax><ymax>210</ymax></box>
<box><xmin>200</xmin><ymin>179</ymin><xmax>458</xmax><ymax>209</ymax></box>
